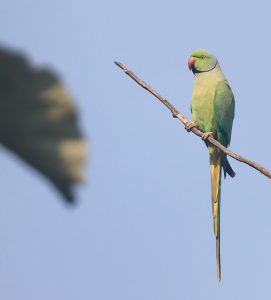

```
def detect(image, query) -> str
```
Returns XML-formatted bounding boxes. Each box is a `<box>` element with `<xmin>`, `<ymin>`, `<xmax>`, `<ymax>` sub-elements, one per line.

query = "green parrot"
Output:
<box><xmin>187</xmin><ymin>49</ymin><xmax>235</xmax><ymax>281</ymax></box>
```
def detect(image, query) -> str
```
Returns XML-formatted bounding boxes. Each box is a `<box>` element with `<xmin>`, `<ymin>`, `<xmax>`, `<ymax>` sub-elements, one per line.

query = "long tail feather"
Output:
<box><xmin>209</xmin><ymin>147</ymin><xmax>222</xmax><ymax>282</ymax></box>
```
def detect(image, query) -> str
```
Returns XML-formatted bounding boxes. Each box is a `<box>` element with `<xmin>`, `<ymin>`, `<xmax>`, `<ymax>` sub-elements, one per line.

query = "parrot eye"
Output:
<box><xmin>200</xmin><ymin>56</ymin><xmax>204</xmax><ymax>59</ymax></box>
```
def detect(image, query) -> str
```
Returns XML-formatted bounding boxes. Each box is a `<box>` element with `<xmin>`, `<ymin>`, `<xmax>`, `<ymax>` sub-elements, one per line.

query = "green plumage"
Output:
<box><xmin>191</xmin><ymin>66</ymin><xmax>235</xmax><ymax>149</ymax></box>
<box><xmin>189</xmin><ymin>49</ymin><xmax>235</xmax><ymax>281</ymax></box>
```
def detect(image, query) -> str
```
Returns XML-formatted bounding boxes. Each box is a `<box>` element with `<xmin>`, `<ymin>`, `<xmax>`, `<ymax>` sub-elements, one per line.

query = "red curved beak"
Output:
<box><xmin>188</xmin><ymin>56</ymin><xmax>196</xmax><ymax>70</ymax></box>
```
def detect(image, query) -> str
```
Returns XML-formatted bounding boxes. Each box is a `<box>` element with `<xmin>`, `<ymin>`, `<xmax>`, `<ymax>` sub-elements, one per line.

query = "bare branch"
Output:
<box><xmin>115</xmin><ymin>61</ymin><xmax>271</xmax><ymax>179</ymax></box>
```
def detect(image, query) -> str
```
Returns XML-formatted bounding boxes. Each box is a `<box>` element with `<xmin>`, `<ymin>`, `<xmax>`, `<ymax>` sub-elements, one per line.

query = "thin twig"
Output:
<box><xmin>115</xmin><ymin>61</ymin><xmax>271</xmax><ymax>179</ymax></box>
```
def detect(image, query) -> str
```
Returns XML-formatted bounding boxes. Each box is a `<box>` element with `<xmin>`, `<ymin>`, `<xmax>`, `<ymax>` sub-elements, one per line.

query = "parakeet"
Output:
<box><xmin>187</xmin><ymin>49</ymin><xmax>235</xmax><ymax>281</ymax></box>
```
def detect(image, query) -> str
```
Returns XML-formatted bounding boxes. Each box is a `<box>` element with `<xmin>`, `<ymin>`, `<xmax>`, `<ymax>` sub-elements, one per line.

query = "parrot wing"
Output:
<box><xmin>214</xmin><ymin>80</ymin><xmax>235</xmax><ymax>147</ymax></box>
<box><xmin>214</xmin><ymin>80</ymin><xmax>235</xmax><ymax>178</ymax></box>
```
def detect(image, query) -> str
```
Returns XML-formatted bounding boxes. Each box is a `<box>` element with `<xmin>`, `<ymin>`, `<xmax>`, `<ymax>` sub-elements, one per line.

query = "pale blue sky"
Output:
<box><xmin>0</xmin><ymin>0</ymin><xmax>271</xmax><ymax>299</ymax></box>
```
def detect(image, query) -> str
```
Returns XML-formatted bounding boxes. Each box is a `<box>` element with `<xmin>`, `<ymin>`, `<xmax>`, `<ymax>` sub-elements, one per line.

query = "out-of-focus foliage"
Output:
<box><xmin>0</xmin><ymin>46</ymin><xmax>87</xmax><ymax>203</ymax></box>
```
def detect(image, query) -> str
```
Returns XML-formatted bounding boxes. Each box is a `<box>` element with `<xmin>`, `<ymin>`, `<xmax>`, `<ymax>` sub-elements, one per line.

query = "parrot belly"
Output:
<box><xmin>191</xmin><ymin>87</ymin><xmax>216</xmax><ymax>134</ymax></box>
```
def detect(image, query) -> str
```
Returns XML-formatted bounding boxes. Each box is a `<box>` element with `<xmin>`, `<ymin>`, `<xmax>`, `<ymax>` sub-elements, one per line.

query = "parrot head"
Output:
<box><xmin>188</xmin><ymin>49</ymin><xmax>217</xmax><ymax>74</ymax></box>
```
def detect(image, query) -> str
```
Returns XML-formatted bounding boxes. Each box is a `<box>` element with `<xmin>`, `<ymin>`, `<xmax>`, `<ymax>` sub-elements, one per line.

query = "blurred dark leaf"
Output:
<box><xmin>0</xmin><ymin>46</ymin><xmax>87</xmax><ymax>203</ymax></box>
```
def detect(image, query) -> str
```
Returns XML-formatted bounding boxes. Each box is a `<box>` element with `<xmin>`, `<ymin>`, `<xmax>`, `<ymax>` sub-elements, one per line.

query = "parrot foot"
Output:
<box><xmin>201</xmin><ymin>132</ymin><xmax>214</xmax><ymax>141</ymax></box>
<box><xmin>185</xmin><ymin>122</ymin><xmax>198</xmax><ymax>132</ymax></box>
